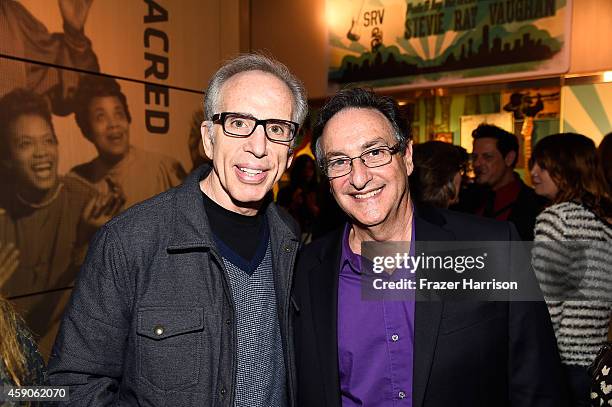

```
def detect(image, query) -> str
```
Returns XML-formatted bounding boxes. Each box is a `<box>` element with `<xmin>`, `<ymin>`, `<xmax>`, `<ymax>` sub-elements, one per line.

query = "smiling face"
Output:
<box><xmin>201</xmin><ymin>70</ymin><xmax>294</xmax><ymax>214</ymax></box>
<box><xmin>87</xmin><ymin>96</ymin><xmax>130</xmax><ymax>161</ymax></box>
<box><xmin>7</xmin><ymin>114</ymin><xmax>59</xmax><ymax>194</ymax></box>
<box><xmin>320</xmin><ymin>108</ymin><xmax>412</xmax><ymax>229</ymax></box>
<box><xmin>530</xmin><ymin>162</ymin><xmax>558</xmax><ymax>200</ymax></box>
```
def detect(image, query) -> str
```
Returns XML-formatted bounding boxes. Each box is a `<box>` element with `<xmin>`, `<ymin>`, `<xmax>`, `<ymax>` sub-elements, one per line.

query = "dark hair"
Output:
<box><xmin>410</xmin><ymin>141</ymin><xmax>468</xmax><ymax>208</ymax></box>
<box><xmin>312</xmin><ymin>88</ymin><xmax>410</xmax><ymax>167</ymax></box>
<box><xmin>74</xmin><ymin>76</ymin><xmax>131</xmax><ymax>139</ymax></box>
<box><xmin>531</xmin><ymin>133</ymin><xmax>612</xmax><ymax>218</ymax></box>
<box><xmin>472</xmin><ymin>124</ymin><xmax>519</xmax><ymax>167</ymax></box>
<box><xmin>599</xmin><ymin>132</ymin><xmax>612</xmax><ymax>190</ymax></box>
<box><xmin>0</xmin><ymin>88</ymin><xmax>55</xmax><ymax>161</ymax></box>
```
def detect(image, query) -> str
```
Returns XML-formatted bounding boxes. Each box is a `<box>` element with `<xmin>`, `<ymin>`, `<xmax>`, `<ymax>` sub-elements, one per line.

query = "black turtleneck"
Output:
<box><xmin>201</xmin><ymin>192</ymin><xmax>265</xmax><ymax>262</ymax></box>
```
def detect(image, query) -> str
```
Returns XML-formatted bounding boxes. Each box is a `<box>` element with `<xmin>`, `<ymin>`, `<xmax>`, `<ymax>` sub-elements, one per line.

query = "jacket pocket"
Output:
<box><xmin>137</xmin><ymin>306</ymin><xmax>204</xmax><ymax>391</ymax></box>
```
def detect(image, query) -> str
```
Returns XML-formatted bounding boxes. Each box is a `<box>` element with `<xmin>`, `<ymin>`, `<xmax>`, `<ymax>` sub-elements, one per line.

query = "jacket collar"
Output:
<box><xmin>167</xmin><ymin>164</ymin><xmax>298</xmax><ymax>251</ymax></box>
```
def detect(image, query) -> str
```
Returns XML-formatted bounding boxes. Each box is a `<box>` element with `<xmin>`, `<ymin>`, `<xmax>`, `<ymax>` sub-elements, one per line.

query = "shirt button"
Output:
<box><xmin>225</xmin><ymin>318</ymin><xmax>231</xmax><ymax>325</ymax></box>
<box><xmin>391</xmin><ymin>334</ymin><xmax>399</xmax><ymax>342</ymax></box>
<box><xmin>220</xmin><ymin>387</ymin><xmax>226</xmax><ymax>396</ymax></box>
<box><xmin>154</xmin><ymin>325</ymin><xmax>164</xmax><ymax>336</ymax></box>
<box><xmin>398</xmin><ymin>390</ymin><xmax>406</xmax><ymax>399</ymax></box>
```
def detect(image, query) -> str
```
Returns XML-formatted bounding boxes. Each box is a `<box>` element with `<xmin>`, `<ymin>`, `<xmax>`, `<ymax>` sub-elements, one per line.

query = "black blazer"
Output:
<box><xmin>292</xmin><ymin>205</ymin><xmax>567</xmax><ymax>407</ymax></box>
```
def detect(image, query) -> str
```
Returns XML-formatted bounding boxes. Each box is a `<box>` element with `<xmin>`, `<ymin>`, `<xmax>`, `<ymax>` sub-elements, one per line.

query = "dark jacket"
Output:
<box><xmin>48</xmin><ymin>165</ymin><xmax>301</xmax><ymax>407</ymax></box>
<box><xmin>454</xmin><ymin>174</ymin><xmax>546</xmax><ymax>241</ymax></box>
<box><xmin>293</xmin><ymin>205</ymin><xmax>567</xmax><ymax>407</ymax></box>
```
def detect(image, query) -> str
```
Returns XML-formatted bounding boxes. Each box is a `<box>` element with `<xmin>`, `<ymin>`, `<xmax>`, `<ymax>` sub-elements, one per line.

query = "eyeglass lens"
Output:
<box><xmin>223</xmin><ymin>113</ymin><xmax>294</xmax><ymax>141</ymax></box>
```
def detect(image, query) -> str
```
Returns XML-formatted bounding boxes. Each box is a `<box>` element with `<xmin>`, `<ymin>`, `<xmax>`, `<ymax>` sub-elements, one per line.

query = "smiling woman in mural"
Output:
<box><xmin>0</xmin><ymin>88</ymin><xmax>122</xmax><ymax>352</ymax></box>
<box><xmin>69</xmin><ymin>75</ymin><xmax>187</xmax><ymax>211</ymax></box>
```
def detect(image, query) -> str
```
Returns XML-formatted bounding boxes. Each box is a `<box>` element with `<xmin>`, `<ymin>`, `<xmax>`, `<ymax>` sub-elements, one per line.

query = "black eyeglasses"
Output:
<box><xmin>212</xmin><ymin>112</ymin><xmax>299</xmax><ymax>143</ymax></box>
<box><xmin>322</xmin><ymin>143</ymin><xmax>404</xmax><ymax>179</ymax></box>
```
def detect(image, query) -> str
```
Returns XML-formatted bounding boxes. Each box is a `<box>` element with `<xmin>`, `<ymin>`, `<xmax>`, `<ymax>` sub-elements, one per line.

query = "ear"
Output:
<box><xmin>201</xmin><ymin>121</ymin><xmax>214</xmax><ymax>160</ymax></box>
<box><xmin>286</xmin><ymin>150</ymin><xmax>294</xmax><ymax>169</ymax></box>
<box><xmin>402</xmin><ymin>140</ymin><xmax>414</xmax><ymax>176</ymax></box>
<box><xmin>504</xmin><ymin>150</ymin><xmax>516</xmax><ymax>167</ymax></box>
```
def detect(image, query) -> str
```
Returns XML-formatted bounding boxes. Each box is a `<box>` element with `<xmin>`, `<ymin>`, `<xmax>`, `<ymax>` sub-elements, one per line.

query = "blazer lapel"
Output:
<box><xmin>309</xmin><ymin>230</ymin><xmax>343</xmax><ymax>407</ymax></box>
<box><xmin>413</xmin><ymin>207</ymin><xmax>455</xmax><ymax>407</ymax></box>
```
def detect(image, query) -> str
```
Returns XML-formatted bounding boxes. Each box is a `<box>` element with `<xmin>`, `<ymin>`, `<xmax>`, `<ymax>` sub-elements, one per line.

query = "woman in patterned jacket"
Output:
<box><xmin>530</xmin><ymin>133</ymin><xmax>612</xmax><ymax>406</ymax></box>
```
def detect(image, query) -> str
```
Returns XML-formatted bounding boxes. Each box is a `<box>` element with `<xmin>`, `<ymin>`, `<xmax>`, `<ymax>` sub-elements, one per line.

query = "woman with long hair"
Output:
<box><xmin>530</xmin><ymin>132</ymin><xmax>612</xmax><ymax>406</ymax></box>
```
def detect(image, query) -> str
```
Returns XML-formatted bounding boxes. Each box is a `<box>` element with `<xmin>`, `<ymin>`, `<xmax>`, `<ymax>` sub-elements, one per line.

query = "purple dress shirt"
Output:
<box><xmin>337</xmin><ymin>222</ymin><xmax>415</xmax><ymax>407</ymax></box>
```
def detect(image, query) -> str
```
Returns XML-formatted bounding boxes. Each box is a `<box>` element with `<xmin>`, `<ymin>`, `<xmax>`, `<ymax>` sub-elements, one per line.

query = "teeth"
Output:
<box><xmin>239</xmin><ymin>167</ymin><xmax>263</xmax><ymax>176</ymax></box>
<box><xmin>33</xmin><ymin>163</ymin><xmax>52</xmax><ymax>171</ymax></box>
<box><xmin>355</xmin><ymin>188</ymin><xmax>382</xmax><ymax>199</ymax></box>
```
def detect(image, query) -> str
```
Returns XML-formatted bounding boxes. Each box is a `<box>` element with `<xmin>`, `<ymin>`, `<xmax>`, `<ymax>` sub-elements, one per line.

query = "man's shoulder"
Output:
<box><xmin>432</xmin><ymin>207</ymin><xmax>514</xmax><ymax>240</ymax></box>
<box><xmin>298</xmin><ymin>227</ymin><xmax>344</xmax><ymax>264</ymax></box>
<box><xmin>515</xmin><ymin>177</ymin><xmax>547</xmax><ymax>207</ymax></box>
<box><xmin>268</xmin><ymin>203</ymin><xmax>300</xmax><ymax>238</ymax></box>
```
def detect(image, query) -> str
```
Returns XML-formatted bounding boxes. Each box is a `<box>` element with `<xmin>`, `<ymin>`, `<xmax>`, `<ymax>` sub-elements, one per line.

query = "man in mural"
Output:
<box><xmin>68</xmin><ymin>75</ymin><xmax>186</xmax><ymax>211</ymax></box>
<box><xmin>0</xmin><ymin>0</ymin><xmax>99</xmax><ymax>115</ymax></box>
<box><xmin>458</xmin><ymin>124</ymin><xmax>545</xmax><ymax>240</ymax></box>
<box><xmin>49</xmin><ymin>53</ymin><xmax>307</xmax><ymax>406</ymax></box>
<box><xmin>292</xmin><ymin>88</ymin><xmax>566</xmax><ymax>406</ymax></box>
<box><xmin>0</xmin><ymin>88</ymin><xmax>122</xmax><ymax>355</ymax></box>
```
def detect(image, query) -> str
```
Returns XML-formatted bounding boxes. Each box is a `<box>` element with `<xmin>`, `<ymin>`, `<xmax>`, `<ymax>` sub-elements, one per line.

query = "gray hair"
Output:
<box><xmin>203</xmin><ymin>53</ymin><xmax>308</xmax><ymax>127</ymax></box>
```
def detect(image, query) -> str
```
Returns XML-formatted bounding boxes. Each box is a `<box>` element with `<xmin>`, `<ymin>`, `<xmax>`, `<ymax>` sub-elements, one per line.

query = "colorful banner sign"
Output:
<box><xmin>327</xmin><ymin>0</ymin><xmax>571</xmax><ymax>88</ymax></box>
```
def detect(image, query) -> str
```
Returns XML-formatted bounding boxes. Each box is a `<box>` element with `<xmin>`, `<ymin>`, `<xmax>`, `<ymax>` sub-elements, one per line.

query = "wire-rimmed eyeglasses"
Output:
<box><xmin>212</xmin><ymin>112</ymin><xmax>299</xmax><ymax>143</ymax></box>
<box><xmin>322</xmin><ymin>143</ymin><xmax>403</xmax><ymax>179</ymax></box>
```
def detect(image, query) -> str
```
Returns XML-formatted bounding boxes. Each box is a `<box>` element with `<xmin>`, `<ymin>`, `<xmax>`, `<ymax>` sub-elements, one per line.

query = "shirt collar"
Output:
<box><xmin>340</xmin><ymin>208</ymin><xmax>416</xmax><ymax>276</ymax></box>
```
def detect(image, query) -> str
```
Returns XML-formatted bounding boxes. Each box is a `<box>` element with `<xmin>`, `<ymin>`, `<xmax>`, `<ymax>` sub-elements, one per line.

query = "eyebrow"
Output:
<box><xmin>325</xmin><ymin>137</ymin><xmax>389</xmax><ymax>158</ymax></box>
<box><xmin>13</xmin><ymin>132</ymin><xmax>55</xmax><ymax>140</ymax></box>
<box><xmin>227</xmin><ymin>112</ymin><xmax>256</xmax><ymax>119</ymax></box>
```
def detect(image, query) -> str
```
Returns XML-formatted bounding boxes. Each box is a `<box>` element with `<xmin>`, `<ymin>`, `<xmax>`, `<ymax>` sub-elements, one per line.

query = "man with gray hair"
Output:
<box><xmin>48</xmin><ymin>53</ymin><xmax>307</xmax><ymax>406</ymax></box>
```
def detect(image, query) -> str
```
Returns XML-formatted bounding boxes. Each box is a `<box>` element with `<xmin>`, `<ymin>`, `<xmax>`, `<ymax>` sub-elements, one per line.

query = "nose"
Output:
<box><xmin>244</xmin><ymin>123</ymin><xmax>268</xmax><ymax>158</ymax></box>
<box><xmin>107</xmin><ymin>113</ymin><xmax>123</xmax><ymax>129</ymax></box>
<box><xmin>348</xmin><ymin>159</ymin><xmax>372</xmax><ymax>190</ymax></box>
<box><xmin>32</xmin><ymin>140</ymin><xmax>49</xmax><ymax>158</ymax></box>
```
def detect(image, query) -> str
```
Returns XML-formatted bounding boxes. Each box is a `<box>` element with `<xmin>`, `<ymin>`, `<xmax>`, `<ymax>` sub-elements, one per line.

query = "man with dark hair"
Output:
<box><xmin>68</xmin><ymin>75</ymin><xmax>186</xmax><ymax>211</ymax></box>
<box><xmin>458</xmin><ymin>123</ymin><xmax>545</xmax><ymax>240</ymax></box>
<box><xmin>49</xmin><ymin>53</ymin><xmax>307</xmax><ymax>406</ymax></box>
<box><xmin>410</xmin><ymin>141</ymin><xmax>468</xmax><ymax>208</ymax></box>
<box><xmin>293</xmin><ymin>88</ymin><xmax>566</xmax><ymax>407</ymax></box>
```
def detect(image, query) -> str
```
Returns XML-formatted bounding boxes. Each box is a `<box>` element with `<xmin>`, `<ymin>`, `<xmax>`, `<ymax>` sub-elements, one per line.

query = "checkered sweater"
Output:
<box><xmin>532</xmin><ymin>202</ymin><xmax>612</xmax><ymax>367</ymax></box>
<box><xmin>221</xmin><ymin>242</ymin><xmax>287</xmax><ymax>407</ymax></box>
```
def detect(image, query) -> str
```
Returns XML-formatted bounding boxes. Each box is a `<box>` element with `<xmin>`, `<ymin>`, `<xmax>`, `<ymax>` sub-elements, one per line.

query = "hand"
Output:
<box><xmin>59</xmin><ymin>0</ymin><xmax>94</xmax><ymax>32</ymax></box>
<box><xmin>78</xmin><ymin>177</ymin><xmax>125</xmax><ymax>242</ymax></box>
<box><xmin>0</xmin><ymin>242</ymin><xmax>20</xmax><ymax>289</ymax></box>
